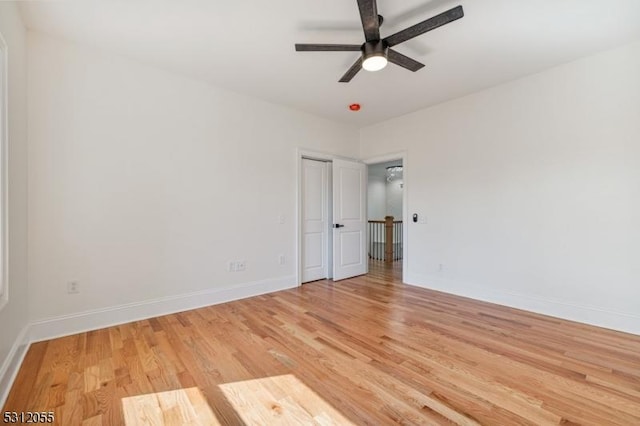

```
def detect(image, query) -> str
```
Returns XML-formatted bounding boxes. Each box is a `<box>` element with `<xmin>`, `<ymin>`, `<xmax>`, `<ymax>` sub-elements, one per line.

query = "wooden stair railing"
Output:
<box><xmin>368</xmin><ymin>216</ymin><xmax>403</xmax><ymax>262</ymax></box>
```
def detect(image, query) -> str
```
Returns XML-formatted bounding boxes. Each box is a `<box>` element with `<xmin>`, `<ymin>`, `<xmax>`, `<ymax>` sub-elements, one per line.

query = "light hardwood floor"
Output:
<box><xmin>3</xmin><ymin>261</ymin><xmax>640</xmax><ymax>425</ymax></box>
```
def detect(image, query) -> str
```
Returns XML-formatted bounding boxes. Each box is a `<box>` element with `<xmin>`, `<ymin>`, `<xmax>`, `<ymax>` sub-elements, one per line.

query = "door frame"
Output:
<box><xmin>296</xmin><ymin>149</ymin><xmax>363</xmax><ymax>286</ymax></box>
<box><xmin>362</xmin><ymin>151</ymin><xmax>408</xmax><ymax>281</ymax></box>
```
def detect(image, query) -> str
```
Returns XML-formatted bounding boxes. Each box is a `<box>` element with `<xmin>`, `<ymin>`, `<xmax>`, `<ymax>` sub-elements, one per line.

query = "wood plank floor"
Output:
<box><xmin>4</xmin><ymin>261</ymin><xmax>640</xmax><ymax>425</ymax></box>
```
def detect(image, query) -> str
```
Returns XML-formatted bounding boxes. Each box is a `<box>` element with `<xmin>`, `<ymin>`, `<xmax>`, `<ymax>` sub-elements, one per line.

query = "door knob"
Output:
<box><xmin>334</xmin><ymin>224</ymin><xmax>345</xmax><ymax>228</ymax></box>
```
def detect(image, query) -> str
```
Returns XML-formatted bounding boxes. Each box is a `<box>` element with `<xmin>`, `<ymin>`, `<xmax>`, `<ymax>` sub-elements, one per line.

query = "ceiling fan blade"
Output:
<box><xmin>357</xmin><ymin>0</ymin><xmax>380</xmax><ymax>42</ymax></box>
<box><xmin>384</xmin><ymin>5</ymin><xmax>464</xmax><ymax>47</ymax></box>
<box><xmin>295</xmin><ymin>44</ymin><xmax>362</xmax><ymax>52</ymax></box>
<box><xmin>339</xmin><ymin>58</ymin><xmax>363</xmax><ymax>83</ymax></box>
<box><xmin>387</xmin><ymin>49</ymin><xmax>425</xmax><ymax>72</ymax></box>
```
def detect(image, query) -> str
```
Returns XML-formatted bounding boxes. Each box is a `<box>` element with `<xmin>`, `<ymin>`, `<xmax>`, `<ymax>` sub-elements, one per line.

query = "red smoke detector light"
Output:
<box><xmin>349</xmin><ymin>103</ymin><xmax>361</xmax><ymax>111</ymax></box>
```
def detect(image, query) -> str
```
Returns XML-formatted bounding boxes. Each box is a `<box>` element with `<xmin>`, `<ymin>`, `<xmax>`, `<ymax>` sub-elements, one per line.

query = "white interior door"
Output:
<box><xmin>332</xmin><ymin>159</ymin><xmax>367</xmax><ymax>281</ymax></box>
<box><xmin>301</xmin><ymin>159</ymin><xmax>329</xmax><ymax>282</ymax></box>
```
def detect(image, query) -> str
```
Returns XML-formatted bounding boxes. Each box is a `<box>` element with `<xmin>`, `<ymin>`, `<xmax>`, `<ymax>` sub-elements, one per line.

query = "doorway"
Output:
<box><xmin>366</xmin><ymin>159</ymin><xmax>404</xmax><ymax>276</ymax></box>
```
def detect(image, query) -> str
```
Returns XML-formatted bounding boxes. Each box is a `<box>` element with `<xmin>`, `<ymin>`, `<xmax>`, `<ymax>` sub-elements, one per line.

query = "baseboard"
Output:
<box><xmin>404</xmin><ymin>272</ymin><xmax>640</xmax><ymax>336</ymax></box>
<box><xmin>29</xmin><ymin>275</ymin><xmax>298</xmax><ymax>343</ymax></box>
<box><xmin>0</xmin><ymin>325</ymin><xmax>30</xmax><ymax>408</ymax></box>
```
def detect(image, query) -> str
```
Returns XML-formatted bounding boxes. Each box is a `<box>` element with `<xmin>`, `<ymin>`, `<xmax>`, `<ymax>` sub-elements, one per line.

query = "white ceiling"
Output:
<box><xmin>18</xmin><ymin>0</ymin><xmax>640</xmax><ymax>126</ymax></box>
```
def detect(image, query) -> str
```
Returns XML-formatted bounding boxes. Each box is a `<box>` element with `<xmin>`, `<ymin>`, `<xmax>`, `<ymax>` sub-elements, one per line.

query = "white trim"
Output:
<box><xmin>0</xmin><ymin>325</ymin><xmax>30</xmax><ymax>408</ymax></box>
<box><xmin>0</xmin><ymin>31</ymin><xmax>8</xmax><ymax>311</ymax></box>
<box><xmin>405</xmin><ymin>272</ymin><xmax>640</xmax><ymax>336</ymax></box>
<box><xmin>327</xmin><ymin>161</ymin><xmax>333</xmax><ymax>279</ymax></box>
<box><xmin>298</xmin><ymin>148</ymin><xmax>356</xmax><ymax>163</ymax></box>
<box><xmin>361</xmin><ymin>151</ymin><xmax>406</xmax><ymax>166</ymax></box>
<box><xmin>361</xmin><ymin>151</ymin><xmax>408</xmax><ymax>282</ymax></box>
<box><xmin>29</xmin><ymin>275</ymin><xmax>297</xmax><ymax>343</ymax></box>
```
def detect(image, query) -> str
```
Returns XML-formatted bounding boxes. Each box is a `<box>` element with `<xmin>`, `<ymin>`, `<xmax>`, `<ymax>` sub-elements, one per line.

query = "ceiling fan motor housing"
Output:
<box><xmin>362</xmin><ymin>40</ymin><xmax>388</xmax><ymax>61</ymax></box>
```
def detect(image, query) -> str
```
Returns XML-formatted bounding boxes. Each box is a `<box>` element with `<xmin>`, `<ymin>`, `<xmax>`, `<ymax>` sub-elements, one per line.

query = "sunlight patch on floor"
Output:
<box><xmin>219</xmin><ymin>374</ymin><xmax>355</xmax><ymax>425</ymax></box>
<box><xmin>122</xmin><ymin>387</ymin><xmax>220</xmax><ymax>425</ymax></box>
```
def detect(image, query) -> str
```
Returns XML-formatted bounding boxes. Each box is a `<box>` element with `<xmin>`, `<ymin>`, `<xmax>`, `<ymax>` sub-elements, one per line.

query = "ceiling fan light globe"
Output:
<box><xmin>362</xmin><ymin>55</ymin><xmax>388</xmax><ymax>72</ymax></box>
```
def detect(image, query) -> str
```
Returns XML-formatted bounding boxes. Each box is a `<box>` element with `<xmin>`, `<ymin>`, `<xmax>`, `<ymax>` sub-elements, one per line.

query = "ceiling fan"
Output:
<box><xmin>295</xmin><ymin>1</ymin><xmax>464</xmax><ymax>82</ymax></box>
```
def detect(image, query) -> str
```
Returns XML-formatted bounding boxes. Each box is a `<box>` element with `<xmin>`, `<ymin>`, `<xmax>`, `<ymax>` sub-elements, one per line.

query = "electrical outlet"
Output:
<box><xmin>67</xmin><ymin>281</ymin><xmax>80</xmax><ymax>294</ymax></box>
<box><xmin>278</xmin><ymin>214</ymin><xmax>285</xmax><ymax>224</ymax></box>
<box><xmin>438</xmin><ymin>264</ymin><xmax>444</xmax><ymax>272</ymax></box>
<box><xmin>278</xmin><ymin>254</ymin><xmax>285</xmax><ymax>265</ymax></box>
<box><xmin>228</xmin><ymin>260</ymin><xmax>246</xmax><ymax>272</ymax></box>
<box><xmin>236</xmin><ymin>260</ymin><xmax>246</xmax><ymax>271</ymax></box>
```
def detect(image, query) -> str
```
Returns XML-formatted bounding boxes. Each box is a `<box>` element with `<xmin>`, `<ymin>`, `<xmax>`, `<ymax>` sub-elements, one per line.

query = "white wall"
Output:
<box><xmin>360</xmin><ymin>40</ymin><xmax>640</xmax><ymax>335</ymax></box>
<box><xmin>27</xmin><ymin>33</ymin><xmax>358</xmax><ymax>337</ymax></box>
<box><xmin>367</xmin><ymin>161</ymin><xmax>403</xmax><ymax>222</ymax></box>
<box><xmin>367</xmin><ymin>174</ymin><xmax>386</xmax><ymax>220</ymax></box>
<box><xmin>0</xmin><ymin>2</ymin><xmax>29</xmax><ymax>399</ymax></box>
<box><xmin>386</xmin><ymin>179</ymin><xmax>403</xmax><ymax>221</ymax></box>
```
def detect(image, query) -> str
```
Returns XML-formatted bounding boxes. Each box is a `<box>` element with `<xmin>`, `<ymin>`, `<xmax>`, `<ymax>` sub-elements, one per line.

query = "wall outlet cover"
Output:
<box><xmin>67</xmin><ymin>281</ymin><xmax>80</xmax><ymax>294</ymax></box>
